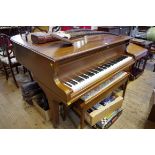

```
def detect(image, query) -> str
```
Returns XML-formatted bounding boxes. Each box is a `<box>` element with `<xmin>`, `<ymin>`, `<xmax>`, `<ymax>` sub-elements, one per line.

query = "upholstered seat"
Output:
<box><xmin>0</xmin><ymin>57</ymin><xmax>17</xmax><ymax>64</ymax></box>
<box><xmin>0</xmin><ymin>49</ymin><xmax>15</xmax><ymax>63</ymax></box>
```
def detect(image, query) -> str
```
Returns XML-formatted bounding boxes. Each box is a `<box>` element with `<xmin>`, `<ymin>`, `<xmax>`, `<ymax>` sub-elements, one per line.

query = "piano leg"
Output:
<box><xmin>60</xmin><ymin>103</ymin><xmax>67</xmax><ymax>121</ymax></box>
<box><xmin>50</xmin><ymin>100</ymin><xmax>60</xmax><ymax>128</ymax></box>
<box><xmin>80</xmin><ymin>110</ymin><xmax>85</xmax><ymax>129</ymax></box>
<box><xmin>37</xmin><ymin>82</ymin><xmax>60</xmax><ymax>128</ymax></box>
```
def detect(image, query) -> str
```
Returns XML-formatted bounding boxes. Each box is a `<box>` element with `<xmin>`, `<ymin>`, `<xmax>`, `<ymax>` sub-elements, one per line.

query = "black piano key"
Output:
<box><xmin>105</xmin><ymin>64</ymin><xmax>112</xmax><ymax>67</ymax></box>
<box><xmin>65</xmin><ymin>82</ymin><xmax>72</xmax><ymax>87</ymax></box>
<box><xmin>90</xmin><ymin>69</ymin><xmax>99</xmax><ymax>74</ymax></box>
<box><xmin>101</xmin><ymin>65</ymin><xmax>107</xmax><ymax>69</ymax></box>
<box><xmin>85</xmin><ymin>71</ymin><xmax>95</xmax><ymax>77</ymax></box>
<box><xmin>80</xmin><ymin>74</ymin><xmax>89</xmax><ymax>79</ymax></box>
<box><xmin>68</xmin><ymin>80</ymin><xmax>78</xmax><ymax>85</ymax></box>
<box><xmin>111</xmin><ymin>60</ymin><xmax>117</xmax><ymax>63</ymax></box>
<box><xmin>107</xmin><ymin>62</ymin><xmax>113</xmax><ymax>65</ymax></box>
<box><xmin>99</xmin><ymin>67</ymin><xmax>106</xmax><ymax>70</ymax></box>
<box><xmin>99</xmin><ymin>65</ymin><xmax>104</xmax><ymax>68</ymax></box>
<box><xmin>87</xmin><ymin>109</ymin><xmax>93</xmax><ymax>113</ymax></box>
<box><xmin>104</xmin><ymin>64</ymin><xmax>111</xmax><ymax>67</ymax></box>
<box><xmin>98</xmin><ymin>66</ymin><xmax>104</xmax><ymax>70</ymax></box>
<box><xmin>74</xmin><ymin>76</ymin><xmax>84</xmax><ymax>82</ymax></box>
<box><xmin>95</xmin><ymin>67</ymin><xmax>103</xmax><ymax>72</ymax></box>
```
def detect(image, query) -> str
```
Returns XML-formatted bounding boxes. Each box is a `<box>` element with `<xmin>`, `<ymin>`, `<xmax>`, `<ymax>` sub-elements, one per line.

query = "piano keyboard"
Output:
<box><xmin>64</xmin><ymin>55</ymin><xmax>132</xmax><ymax>92</ymax></box>
<box><xmin>81</xmin><ymin>71</ymin><xmax>127</xmax><ymax>101</ymax></box>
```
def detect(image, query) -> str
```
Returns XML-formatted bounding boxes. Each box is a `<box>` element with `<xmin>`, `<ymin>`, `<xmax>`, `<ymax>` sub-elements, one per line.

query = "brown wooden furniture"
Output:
<box><xmin>0</xmin><ymin>34</ymin><xmax>21</xmax><ymax>87</ymax></box>
<box><xmin>126</xmin><ymin>42</ymin><xmax>149</xmax><ymax>79</ymax></box>
<box><xmin>98</xmin><ymin>26</ymin><xmax>132</xmax><ymax>36</ymax></box>
<box><xmin>11</xmin><ymin>32</ymin><xmax>147</xmax><ymax>128</ymax></box>
<box><xmin>71</xmin><ymin>74</ymin><xmax>129</xmax><ymax>128</ymax></box>
<box><xmin>130</xmin><ymin>38</ymin><xmax>155</xmax><ymax>73</ymax></box>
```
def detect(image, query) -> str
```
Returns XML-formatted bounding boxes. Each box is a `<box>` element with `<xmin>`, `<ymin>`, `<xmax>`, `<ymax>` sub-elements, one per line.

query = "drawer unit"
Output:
<box><xmin>85</xmin><ymin>95</ymin><xmax>123</xmax><ymax>126</ymax></box>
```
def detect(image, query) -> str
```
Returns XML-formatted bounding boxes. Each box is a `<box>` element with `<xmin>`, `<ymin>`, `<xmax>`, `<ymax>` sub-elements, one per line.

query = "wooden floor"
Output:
<box><xmin>0</xmin><ymin>62</ymin><xmax>155</xmax><ymax>129</ymax></box>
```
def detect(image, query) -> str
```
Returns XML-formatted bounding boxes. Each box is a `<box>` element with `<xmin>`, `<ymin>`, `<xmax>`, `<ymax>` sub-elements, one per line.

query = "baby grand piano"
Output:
<box><xmin>11</xmin><ymin>32</ymin><xmax>146</xmax><ymax>128</ymax></box>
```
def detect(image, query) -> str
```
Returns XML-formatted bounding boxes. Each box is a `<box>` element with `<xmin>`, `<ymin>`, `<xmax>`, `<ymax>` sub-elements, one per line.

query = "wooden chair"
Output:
<box><xmin>0</xmin><ymin>33</ymin><xmax>21</xmax><ymax>87</ymax></box>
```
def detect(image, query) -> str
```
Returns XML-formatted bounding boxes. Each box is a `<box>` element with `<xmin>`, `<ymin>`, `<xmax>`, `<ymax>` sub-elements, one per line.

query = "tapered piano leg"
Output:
<box><xmin>37</xmin><ymin>82</ymin><xmax>60</xmax><ymax>128</ymax></box>
<box><xmin>50</xmin><ymin>100</ymin><xmax>60</xmax><ymax>128</ymax></box>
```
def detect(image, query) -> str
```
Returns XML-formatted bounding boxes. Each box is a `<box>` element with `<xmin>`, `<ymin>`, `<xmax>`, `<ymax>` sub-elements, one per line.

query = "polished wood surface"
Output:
<box><xmin>127</xmin><ymin>43</ymin><xmax>149</xmax><ymax>79</ymax></box>
<box><xmin>11</xmin><ymin>34</ymin><xmax>131</xmax><ymax>62</ymax></box>
<box><xmin>11</xmin><ymin>33</ymin><xmax>139</xmax><ymax>128</ymax></box>
<box><xmin>127</xmin><ymin>43</ymin><xmax>148</xmax><ymax>60</ymax></box>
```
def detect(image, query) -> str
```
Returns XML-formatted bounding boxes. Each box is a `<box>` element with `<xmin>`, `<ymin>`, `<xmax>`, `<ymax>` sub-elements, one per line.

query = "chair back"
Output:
<box><xmin>0</xmin><ymin>33</ymin><xmax>15</xmax><ymax>63</ymax></box>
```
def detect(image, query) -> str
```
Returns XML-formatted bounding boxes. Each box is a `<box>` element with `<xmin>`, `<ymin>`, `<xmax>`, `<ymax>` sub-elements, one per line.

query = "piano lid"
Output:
<box><xmin>11</xmin><ymin>34</ymin><xmax>131</xmax><ymax>62</ymax></box>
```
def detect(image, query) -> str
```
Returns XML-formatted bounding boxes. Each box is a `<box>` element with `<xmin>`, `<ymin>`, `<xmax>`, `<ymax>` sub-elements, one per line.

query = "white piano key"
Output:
<box><xmin>64</xmin><ymin>56</ymin><xmax>133</xmax><ymax>92</ymax></box>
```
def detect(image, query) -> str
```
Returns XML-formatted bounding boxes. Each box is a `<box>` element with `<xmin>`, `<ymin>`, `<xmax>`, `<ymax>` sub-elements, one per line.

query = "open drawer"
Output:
<box><xmin>85</xmin><ymin>95</ymin><xmax>123</xmax><ymax>126</ymax></box>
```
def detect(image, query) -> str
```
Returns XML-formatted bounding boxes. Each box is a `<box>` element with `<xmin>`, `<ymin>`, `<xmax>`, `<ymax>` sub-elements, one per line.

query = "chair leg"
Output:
<box><xmin>10</xmin><ymin>66</ymin><xmax>18</xmax><ymax>88</ymax></box>
<box><xmin>28</xmin><ymin>70</ymin><xmax>33</xmax><ymax>81</ymax></box>
<box><xmin>23</xmin><ymin>66</ymin><xmax>27</xmax><ymax>74</ymax></box>
<box><xmin>3</xmin><ymin>64</ymin><xmax>9</xmax><ymax>80</ymax></box>
<box><xmin>16</xmin><ymin>66</ymin><xmax>19</xmax><ymax>74</ymax></box>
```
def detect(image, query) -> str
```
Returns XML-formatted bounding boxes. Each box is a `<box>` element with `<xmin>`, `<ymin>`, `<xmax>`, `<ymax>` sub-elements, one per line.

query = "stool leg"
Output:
<box><xmin>123</xmin><ymin>80</ymin><xmax>128</xmax><ymax>98</ymax></box>
<box><xmin>80</xmin><ymin>110</ymin><xmax>85</xmax><ymax>129</ymax></box>
<box><xmin>10</xmin><ymin>66</ymin><xmax>18</xmax><ymax>88</ymax></box>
